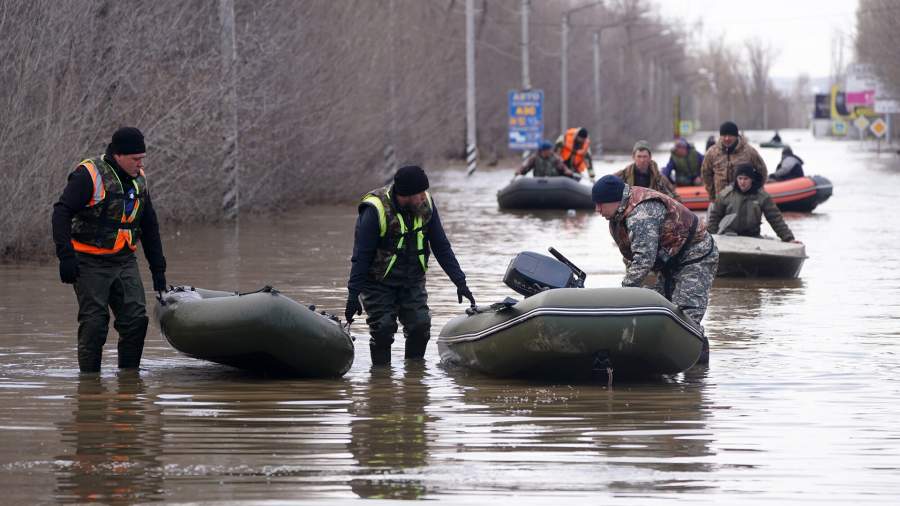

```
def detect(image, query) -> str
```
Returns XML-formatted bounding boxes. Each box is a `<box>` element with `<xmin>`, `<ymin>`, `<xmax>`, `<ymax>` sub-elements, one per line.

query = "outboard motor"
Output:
<box><xmin>503</xmin><ymin>247</ymin><xmax>586</xmax><ymax>297</ymax></box>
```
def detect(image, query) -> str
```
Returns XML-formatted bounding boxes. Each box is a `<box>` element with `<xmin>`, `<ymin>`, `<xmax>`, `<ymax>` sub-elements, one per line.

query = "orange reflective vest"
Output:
<box><xmin>560</xmin><ymin>128</ymin><xmax>591</xmax><ymax>173</ymax></box>
<box><xmin>70</xmin><ymin>157</ymin><xmax>147</xmax><ymax>255</ymax></box>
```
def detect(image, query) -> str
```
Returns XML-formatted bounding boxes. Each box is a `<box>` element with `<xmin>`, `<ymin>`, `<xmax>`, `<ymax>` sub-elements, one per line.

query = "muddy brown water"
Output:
<box><xmin>2</xmin><ymin>130</ymin><xmax>900</xmax><ymax>503</ymax></box>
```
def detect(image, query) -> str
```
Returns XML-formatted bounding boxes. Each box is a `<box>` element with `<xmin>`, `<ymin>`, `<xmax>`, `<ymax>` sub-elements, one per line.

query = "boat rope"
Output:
<box><xmin>238</xmin><ymin>285</ymin><xmax>279</xmax><ymax>296</ymax></box>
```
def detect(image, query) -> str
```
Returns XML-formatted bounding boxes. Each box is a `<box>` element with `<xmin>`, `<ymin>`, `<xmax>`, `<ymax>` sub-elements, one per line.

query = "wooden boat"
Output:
<box><xmin>676</xmin><ymin>175</ymin><xmax>833</xmax><ymax>212</ymax></box>
<box><xmin>155</xmin><ymin>286</ymin><xmax>354</xmax><ymax>377</ymax></box>
<box><xmin>497</xmin><ymin>176</ymin><xmax>594</xmax><ymax>210</ymax></box>
<box><xmin>714</xmin><ymin>235</ymin><xmax>806</xmax><ymax>278</ymax></box>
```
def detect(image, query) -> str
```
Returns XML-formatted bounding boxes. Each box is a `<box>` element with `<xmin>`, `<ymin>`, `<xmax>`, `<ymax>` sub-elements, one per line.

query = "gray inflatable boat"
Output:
<box><xmin>438</xmin><ymin>250</ymin><xmax>704</xmax><ymax>378</ymax></box>
<box><xmin>497</xmin><ymin>176</ymin><xmax>594</xmax><ymax>210</ymax></box>
<box><xmin>156</xmin><ymin>286</ymin><xmax>354</xmax><ymax>377</ymax></box>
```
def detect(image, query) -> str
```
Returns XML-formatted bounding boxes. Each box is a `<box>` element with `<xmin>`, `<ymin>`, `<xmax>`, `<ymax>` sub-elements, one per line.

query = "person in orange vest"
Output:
<box><xmin>51</xmin><ymin>127</ymin><xmax>167</xmax><ymax>373</ymax></box>
<box><xmin>558</xmin><ymin>127</ymin><xmax>596</xmax><ymax>181</ymax></box>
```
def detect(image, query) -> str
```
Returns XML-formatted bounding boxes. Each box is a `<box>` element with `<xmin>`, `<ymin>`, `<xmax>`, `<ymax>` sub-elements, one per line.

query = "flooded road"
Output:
<box><xmin>2</xmin><ymin>130</ymin><xmax>900</xmax><ymax>503</ymax></box>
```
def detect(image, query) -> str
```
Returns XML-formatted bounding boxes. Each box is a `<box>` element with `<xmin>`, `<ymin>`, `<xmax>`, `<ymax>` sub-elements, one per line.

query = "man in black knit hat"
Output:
<box><xmin>700</xmin><ymin>121</ymin><xmax>768</xmax><ymax>201</ymax></box>
<box><xmin>51</xmin><ymin>127</ymin><xmax>167</xmax><ymax>373</ymax></box>
<box><xmin>346</xmin><ymin>165</ymin><xmax>475</xmax><ymax>365</ymax></box>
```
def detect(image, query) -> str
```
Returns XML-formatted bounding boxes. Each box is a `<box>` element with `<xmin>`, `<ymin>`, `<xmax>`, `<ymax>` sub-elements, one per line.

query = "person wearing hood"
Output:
<box><xmin>662</xmin><ymin>138</ymin><xmax>704</xmax><ymax>187</ymax></box>
<box><xmin>700</xmin><ymin>121</ymin><xmax>768</xmax><ymax>200</ymax></box>
<box><xmin>614</xmin><ymin>140</ymin><xmax>680</xmax><ymax>200</ymax></box>
<box><xmin>769</xmin><ymin>147</ymin><xmax>805</xmax><ymax>182</ymax></box>
<box><xmin>346</xmin><ymin>165</ymin><xmax>475</xmax><ymax>365</ymax></box>
<box><xmin>51</xmin><ymin>127</ymin><xmax>167</xmax><ymax>373</ymax></box>
<box><xmin>516</xmin><ymin>139</ymin><xmax>577</xmax><ymax>178</ymax></box>
<box><xmin>592</xmin><ymin>175</ymin><xmax>718</xmax><ymax>363</ymax></box>
<box><xmin>707</xmin><ymin>164</ymin><xmax>798</xmax><ymax>243</ymax></box>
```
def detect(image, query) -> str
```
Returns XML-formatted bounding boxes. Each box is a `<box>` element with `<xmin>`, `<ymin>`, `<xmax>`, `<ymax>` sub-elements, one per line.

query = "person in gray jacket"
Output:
<box><xmin>769</xmin><ymin>147</ymin><xmax>805</xmax><ymax>182</ymax></box>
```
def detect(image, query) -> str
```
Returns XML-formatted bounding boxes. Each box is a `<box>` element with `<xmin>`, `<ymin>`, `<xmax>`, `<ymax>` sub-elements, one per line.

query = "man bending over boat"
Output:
<box><xmin>707</xmin><ymin>164</ymin><xmax>800</xmax><ymax>243</ymax></box>
<box><xmin>346</xmin><ymin>165</ymin><xmax>476</xmax><ymax>365</ymax></box>
<box><xmin>593</xmin><ymin>175</ymin><xmax>718</xmax><ymax>363</ymax></box>
<box><xmin>515</xmin><ymin>139</ymin><xmax>577</xmax><ymax>178</ymax></box>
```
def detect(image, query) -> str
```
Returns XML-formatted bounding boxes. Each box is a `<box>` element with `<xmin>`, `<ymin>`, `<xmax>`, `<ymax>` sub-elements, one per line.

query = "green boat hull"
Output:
<box><xmin>438</xmin><ymin>287</ymin><xmax>703</xmax><ymax>378</ymax></box>
<box><xmin>156</xmin><ymin>287</ymin><xmax>354</xmax><ymax>377</ymax></box>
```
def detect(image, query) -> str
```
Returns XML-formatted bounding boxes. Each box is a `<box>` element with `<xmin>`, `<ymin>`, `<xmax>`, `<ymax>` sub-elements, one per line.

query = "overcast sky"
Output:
<box><xmin>656</xmin><ymin>0</ymin><xmax>859</xmax><ymax>80</ymax></box>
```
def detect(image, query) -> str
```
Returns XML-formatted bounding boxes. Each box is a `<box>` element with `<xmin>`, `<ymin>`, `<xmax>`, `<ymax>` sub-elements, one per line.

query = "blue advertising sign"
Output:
<box><xmin>508</xmin><ymin>89</ymin><xmax>544</xmax><ymax>150</ymax></box>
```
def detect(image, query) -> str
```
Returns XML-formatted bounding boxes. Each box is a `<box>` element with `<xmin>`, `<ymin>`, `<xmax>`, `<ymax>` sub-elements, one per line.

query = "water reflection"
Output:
<box><xmin>435</xmin><ymin>368</ymin><xmax>718</xmax><ymax>494</ymax></box>
<box><xmin>348</xmin><ymin>362</ymin><xmax>431</xmax><ymax>499</ymax></box>
<box><xmin>54</xmin><ymin>372</ymin><xmax>163</xmax><ymax>504</ymax></box>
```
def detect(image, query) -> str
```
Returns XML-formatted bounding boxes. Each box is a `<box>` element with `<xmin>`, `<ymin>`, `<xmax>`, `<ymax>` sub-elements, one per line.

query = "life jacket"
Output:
<box><xmin>560</xmin><ymin>127</ymin><xmax>590</xmax><ymax>173</ymax></box>
<box><xmin>610</xmin><ymin>187</ymin><xmax>705</xmax><ymax>270</ymax></box>
<box><xmin>70</xmin><ymin>156</ymin><xmax>147</xmax><ymax>255</ymax></box>
<box><xmin>670</xmin><ymin>148</ymin><xmax>701</xmax><ymax>186</ymax></box>
<box><xmin>359</xmin><ymin>185</ymin><xmax>433</xmax><ymax>280</ymax></box>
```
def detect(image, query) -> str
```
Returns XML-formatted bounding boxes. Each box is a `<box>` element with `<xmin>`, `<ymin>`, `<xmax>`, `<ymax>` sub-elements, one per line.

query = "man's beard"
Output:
<box><xmin>404</xmin><ymin>202</ymin><xmax>429</xmax><ymax>217</ymax></box>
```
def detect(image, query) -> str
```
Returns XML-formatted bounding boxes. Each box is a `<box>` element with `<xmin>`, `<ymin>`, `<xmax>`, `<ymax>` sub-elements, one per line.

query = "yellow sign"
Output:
<box><xmin>870</xmin><ymin>118</ymin><xmax>887</xmax><ymax>138</ymax></box>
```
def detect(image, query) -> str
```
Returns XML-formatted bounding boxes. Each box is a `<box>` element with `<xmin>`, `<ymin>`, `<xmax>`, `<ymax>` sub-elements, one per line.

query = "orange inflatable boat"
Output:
<box><xmin>676</xmin><ymin>175</ymin><xmax>833</xmax><ymax>212</ymax></box>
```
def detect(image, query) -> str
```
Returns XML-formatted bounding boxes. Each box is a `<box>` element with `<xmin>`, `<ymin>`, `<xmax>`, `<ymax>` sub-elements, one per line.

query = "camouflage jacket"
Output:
<box><xmin>614</xmin><ymin>161</ymin><xmax>679</xmax><ymax>200</ymax></box>
<box><xmin>707</xmin><ymin>185</ymin><xmax>794</xmax><ymax>242</ymax></box>
<box><xmin>700</xmin><ymin>136</ymin><xmax>768</xmax><ymax>200</ymax></box>
<box><xmin>609</xmin><ymin>185</ymin><xmax>707</xmax><ymax>287</ymax></box>
<box><xmin>518</xmin><ymin>152</ymin><xmax>571</xmax><ymax>177</ymax></box>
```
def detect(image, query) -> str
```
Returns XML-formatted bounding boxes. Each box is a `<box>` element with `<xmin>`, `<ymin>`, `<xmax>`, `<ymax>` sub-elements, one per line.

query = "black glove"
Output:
<box><xmin>457</xmin><ymin>285</ymin><xmax>476</xmax><ymax>306</ymax></box>
<box><xmin>345</xmin><ymin>292</ymin><xmax>362</xmax><ymax>323</ymax></box>
<box><xmin>59</xmin><ymin>257</ymin><xmax>79</xmax><ymax>284</ymax></box>
<box><xmin>151</xmin><ymin>270</ymin><xmax>167</xmax><ymax>292</ymax></box>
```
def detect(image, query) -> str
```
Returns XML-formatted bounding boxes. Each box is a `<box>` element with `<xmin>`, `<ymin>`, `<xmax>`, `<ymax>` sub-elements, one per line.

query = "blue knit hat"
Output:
<box><xmin>538</xmin><ymin>139</ymin><xmax>553</xmax><ymax>151</ymax></box>
<box><xmin>592</xmin><ymin>175</ymin><xmax>625</xmax><ymax>204</ymax></box>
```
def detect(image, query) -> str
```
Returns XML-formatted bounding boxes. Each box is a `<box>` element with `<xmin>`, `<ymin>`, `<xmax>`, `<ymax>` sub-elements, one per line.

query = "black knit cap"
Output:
<box><xmin>109</xmin><ymin>127</ymin><xmax>146</xmax><ymax>155</ymax></box>
<box><xmin>719</xmin><ymin>121</ymin><xmax>739</xmax><ymax>137</ymax></box>
<box><xmin>592</xmin><ymin>175</ymin><xmax>626</xmax><ymax>204</ymax></box>
<box><xmin>734</xmin><ymin>163</ymin><xmax>762</xmax><ymax>192</ymax></box>
<box><xmin>393</xmin><ymin>165</ymin><xmax>430</xmax><ymax>196</ymax></box>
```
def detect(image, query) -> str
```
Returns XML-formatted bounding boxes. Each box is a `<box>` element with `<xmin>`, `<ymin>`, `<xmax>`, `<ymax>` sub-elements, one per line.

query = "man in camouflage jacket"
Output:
<box><xmin>701</xmin><ymin>121</ymin><xmax>768</xmax><ymax>200</ymax></box>
<box><xmin>614</xmin><ymin>140</ymin><xmax>679</xmax><ymax>200</ymax></box>
<box><xmin>593</xmin><ymin>175</ymin><xmax>718</xmax><ymax>363</ymax></box>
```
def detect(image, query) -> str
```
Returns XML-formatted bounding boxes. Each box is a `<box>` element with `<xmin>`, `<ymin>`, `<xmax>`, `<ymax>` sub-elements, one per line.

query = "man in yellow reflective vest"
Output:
<box><xmin>51</xmin><ymin>127</ymin><xmax>167</xmax><ymax>373</ymax></box>
<box><xmin>346</xmin><ymin>166</ymin><xmax>475</xmax><ymax>365</ymax></box>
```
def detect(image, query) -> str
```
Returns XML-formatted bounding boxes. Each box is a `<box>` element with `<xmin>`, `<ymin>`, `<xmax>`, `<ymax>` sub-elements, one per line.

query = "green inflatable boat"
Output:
<box><xmin>156</xmin><ymin>286</ymin><xmax>354</xmax><ymax>377</ymax></box>
<box><xmin>438</xmin><ymin>250</ymin><xmax>704</xmax><ymax>379</ymax></box>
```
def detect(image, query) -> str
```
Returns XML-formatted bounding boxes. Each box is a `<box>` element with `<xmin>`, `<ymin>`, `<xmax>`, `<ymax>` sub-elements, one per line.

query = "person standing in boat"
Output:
<box><xmin>662</xmin><ymin>138</ymin><xmax>704</xmax><ymax>187</ymax></box>
<box><xmin>769</xmin><ymin>147</ymin><xmax>805</xmax><ymax>182</ymax></box>
<box><xmin>51</xmin><ymin>127</ymin><xmax>167</xmax><ymax>373</ymax></box>
<box><xmin>592</xmin><ymin>175</ymin><xmax>718</xmax><ymax>363</ymax></box>
<box><xmin>346</xmin><ymin>165</ymin><xmax>475</xmax><ymax>365</ymax></box>
<box><xmin>614</xmin><ymin>140</ymin><xmax>680</xmax><ymax>200</ymax></box>
<box><xmin>701</xmin><ymin>121</ymin><xmax>768</xmax><ymax>200</ymax></box>
<box><xmin>515</xmin><ymin>140</ymin><xmax>577</xmax><ymax>178</ymax></box>
<box><xmin>707</xmin><ymin>164</ymin><xmax>799</xmax><ymax>243</ymax></box>
<box><xmin>558</xmin><ymin>127</ymin><xmax>596</xmax><ymax>182</ymax></box>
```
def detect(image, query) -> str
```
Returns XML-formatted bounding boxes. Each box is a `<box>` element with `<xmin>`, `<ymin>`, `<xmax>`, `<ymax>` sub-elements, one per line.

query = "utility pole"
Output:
<box><xmin>385</xmin><ymin>0</ymin><xmax>398</xmax><ymax>177</ymax></box>
<box><xmin>465</xmin><ymin>0</ymin><xmax>478</xmax><ymax>175</ymax></box>
<box><xmin>592</xmin><ymin>31</ymin><xmax>602</xmax><ymax>157</ymax></box>
<box><xmin>521</xmin><ymin>0</ymin><xmax>530</xmax><ymax>90</ymax></box>
<box><xmin>560</xmin><ymin>1</ymin><xmax>604</xmax><ymax>134</ymax></box>
<box><xmin>560</xmin><ymin>14</ymin><xmax>569</xmax><ymax>134</ymax></box>
<box><xmin>219</xmin><ymin>0</ymin><xmax>240</xmax><ymax>220</ymax></box>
